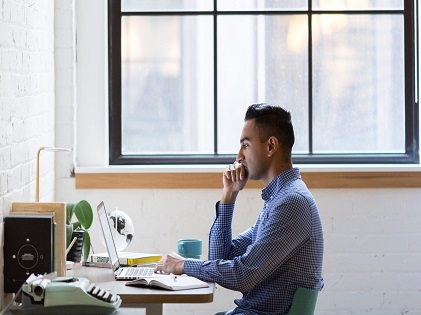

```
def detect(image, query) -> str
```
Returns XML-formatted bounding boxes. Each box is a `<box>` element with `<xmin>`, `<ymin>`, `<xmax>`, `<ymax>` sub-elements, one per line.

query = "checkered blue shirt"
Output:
<box><xmin>184</xmin><ymin>168</ymin><xmax>324</xmax><ymax>315</ymax></box>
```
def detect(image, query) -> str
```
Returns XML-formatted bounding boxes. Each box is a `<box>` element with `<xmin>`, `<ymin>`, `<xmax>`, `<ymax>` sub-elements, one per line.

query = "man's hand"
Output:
<box><xmin>221</xmin><ymin>161</ymin><xmax>248</xmax><ymax>203</ymax></box>
<box><xmin>154</xmin><ymin>252</ymin><xmax>185</xmax><ymax>275</ymax></box>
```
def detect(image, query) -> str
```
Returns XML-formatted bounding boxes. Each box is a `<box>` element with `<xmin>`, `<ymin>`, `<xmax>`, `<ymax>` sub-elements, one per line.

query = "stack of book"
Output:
<box><xmin>84</xmin><ymin>252</ymin><xmax>162</xmax><ymax>268</ymax></box>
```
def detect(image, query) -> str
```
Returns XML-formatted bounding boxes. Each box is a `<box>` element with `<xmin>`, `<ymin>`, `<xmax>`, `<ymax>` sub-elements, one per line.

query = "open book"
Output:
<box><xmin>125</xmin><ymin>275</ymin><xmax>209</xmax><ymax>291</ymax></box>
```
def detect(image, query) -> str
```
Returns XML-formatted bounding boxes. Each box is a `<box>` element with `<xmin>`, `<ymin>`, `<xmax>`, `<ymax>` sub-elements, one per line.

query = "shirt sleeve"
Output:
<box><xmin>184</xmin><ymin>194</ymin><xmax>312</xmax><ymax>293</ymax></box>
<box><xmin>208</xmin><ymin>201</ymin><xmax>253</xmax><ymax>260</ymax></box>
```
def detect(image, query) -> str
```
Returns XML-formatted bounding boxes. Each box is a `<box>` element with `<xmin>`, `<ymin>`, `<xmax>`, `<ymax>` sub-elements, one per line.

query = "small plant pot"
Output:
<box><xmin>66</xmin><ymin>230</ymin><xmax>85</xmax><ymax>262</ymax></box>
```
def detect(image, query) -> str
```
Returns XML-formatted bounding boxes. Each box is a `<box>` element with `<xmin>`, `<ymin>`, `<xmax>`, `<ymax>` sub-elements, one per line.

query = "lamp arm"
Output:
<box><xmin>35</xmin><ymin>146</ymin><xmax>71</xmax><ymax>202</ymax></box>
<box><xmin>35</xmin><ymin>147</ymin><xmax>45</xmax><ymax>202</ymax></box>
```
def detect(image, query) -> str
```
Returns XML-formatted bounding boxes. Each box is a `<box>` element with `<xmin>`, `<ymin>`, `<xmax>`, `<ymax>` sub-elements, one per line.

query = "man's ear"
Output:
<box><xmin>267</xmin><ymin>136</ymin><xmax>279</xmax><ymax>157</ymax></box>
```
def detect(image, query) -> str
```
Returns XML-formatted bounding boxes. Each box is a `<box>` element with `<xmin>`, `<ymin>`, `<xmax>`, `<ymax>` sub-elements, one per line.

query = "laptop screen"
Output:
<box><xmin>97</xmin><ymin>201</ymin><xmax>120</xmax><ymax>271</ymax></box>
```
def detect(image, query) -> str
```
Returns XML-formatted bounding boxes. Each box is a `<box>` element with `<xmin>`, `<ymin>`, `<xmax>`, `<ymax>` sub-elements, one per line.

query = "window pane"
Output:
<box><xmin>121</xmin><ymin>16</ymin><xmax>214</xmax><ymax>155</ymax></box>
<box><xmin>312</xmin><ymin>0</ymin><xmax>403</xmax><ymax>10</ymax></box>
<box><xmin>217</xmin><ymin>0</ymin><xmax>307</xmax><ymax>11</ymax></box>
<box><xmin>313</xmin><ymin>14</ymin><xmax>405</xmax><ymax>153</ymax></box>
<box><xmin>217</xmin><ymin>15</ymin><xmax>309</xmax><ymax>154</ymax></box>
<box><xmin>122</xmin><ymin>0</ymin><xmax>213</xmax><ymax>12</ymax></box>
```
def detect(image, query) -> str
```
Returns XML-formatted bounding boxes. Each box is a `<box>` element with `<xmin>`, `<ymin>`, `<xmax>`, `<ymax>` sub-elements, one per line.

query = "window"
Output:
<box><xmin>108</xmin><ymin>0</ymin><xmax>418</xmax><ymax>165</ymax></box>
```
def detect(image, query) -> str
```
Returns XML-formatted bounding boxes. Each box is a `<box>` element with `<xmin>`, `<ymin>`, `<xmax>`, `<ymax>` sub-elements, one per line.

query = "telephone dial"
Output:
<box><xmin>20</xmin><ymin>273</ymin><xmax>121</xmax><ymax>314</ymax></box>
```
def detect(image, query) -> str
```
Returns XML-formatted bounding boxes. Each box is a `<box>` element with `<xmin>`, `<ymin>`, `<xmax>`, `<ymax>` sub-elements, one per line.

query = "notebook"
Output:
<box><xmin>97</xmin><ymin>201</ymin><xmax>161</xmax><ymax>280</ymax></box>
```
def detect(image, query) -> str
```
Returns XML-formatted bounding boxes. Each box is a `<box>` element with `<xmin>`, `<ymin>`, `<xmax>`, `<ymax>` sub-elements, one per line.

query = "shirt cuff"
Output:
<box><xmin>184</xmin><ymin>258</ymin><xmax>205</xmax><ymax>276</ymax></box>
<box><xmin>215</xmin><ymin>201</ymin><xmax>235</xmax><ymax>214</ymax></box>
<box><xmin>216</xmin><ymin>201</ymin><xmax>235</xmax><ymax>216</ymax></box>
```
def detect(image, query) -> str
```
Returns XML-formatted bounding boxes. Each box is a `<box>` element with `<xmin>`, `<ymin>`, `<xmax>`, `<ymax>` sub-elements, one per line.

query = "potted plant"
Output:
<box><xmin>66</xmin><ymin>200</ymin><xmax>93</xmax><ymax>262</ymax></box>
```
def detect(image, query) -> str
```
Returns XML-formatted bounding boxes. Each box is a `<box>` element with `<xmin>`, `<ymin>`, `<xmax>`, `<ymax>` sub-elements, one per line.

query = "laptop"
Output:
<box><xmin>97</xmin><ymin>201</ymin><xmax>160</xmax><ymax>280</ymax></box>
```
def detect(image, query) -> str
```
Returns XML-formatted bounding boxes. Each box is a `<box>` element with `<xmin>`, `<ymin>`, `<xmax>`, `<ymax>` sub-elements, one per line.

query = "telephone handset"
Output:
<box><xmin>21</xmin><ymin>273</ymin><xmax>121</xmax><ymax>314</ymax></box>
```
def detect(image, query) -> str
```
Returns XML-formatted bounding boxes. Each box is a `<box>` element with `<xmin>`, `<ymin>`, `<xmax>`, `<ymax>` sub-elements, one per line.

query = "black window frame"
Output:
<box><xmin>108</xmin><ymin>0</ymin><xmax>419</xmax><ymax>165</ymax></box>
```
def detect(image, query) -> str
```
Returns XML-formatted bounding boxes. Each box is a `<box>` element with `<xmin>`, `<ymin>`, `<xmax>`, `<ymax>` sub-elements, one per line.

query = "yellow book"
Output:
<box><xmin>89</xmin><ymin>252</ymin><xmax>162</xmax><ymax>266</ymax></box>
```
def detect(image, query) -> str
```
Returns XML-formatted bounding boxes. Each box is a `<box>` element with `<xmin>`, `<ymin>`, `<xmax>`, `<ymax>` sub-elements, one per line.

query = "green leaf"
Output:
<box><xmin>72</xmin><ymin>222</ymin><xmax>82</xmax><ymax>230</ymax></box>
<box><xmin>66</xmin><ymin>224</ymin><xmax>74</xmax><ymax>248</ymax></box>
<box><xmin>82</xmin><ymin>231</ymin><xmax>91</xmax><ymax>262</ymax></box>
<box><xmin>73</xmin><ymin>200</ymin><xmax>93</xmax><ymax>230</ymax></box>
<box><xmin>66</xmin><ymin>203</ymin><xmax>77</xmax><ymax>225</ymax></box>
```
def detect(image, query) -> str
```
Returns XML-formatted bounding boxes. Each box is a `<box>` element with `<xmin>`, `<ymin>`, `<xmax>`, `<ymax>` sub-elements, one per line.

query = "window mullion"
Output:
<box><xmin>213</xmin><ymin>0</ymin><xmax>218</xmax><ymax>155</ymax></box>
<box><xmin>308</xmin><ymin>0</ymin><xmax>313</xmax><ymax>155</ymax></box>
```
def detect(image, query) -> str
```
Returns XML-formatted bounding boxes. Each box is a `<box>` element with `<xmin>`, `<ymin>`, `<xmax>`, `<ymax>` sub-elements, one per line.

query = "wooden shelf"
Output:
<box><xmin>75</xmin><ymin>171</ymin><xmax>421</xmax><ymax>189</ymax></box>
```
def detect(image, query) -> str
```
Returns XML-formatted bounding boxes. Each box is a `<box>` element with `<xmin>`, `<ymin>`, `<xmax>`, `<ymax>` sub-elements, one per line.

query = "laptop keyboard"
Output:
<box><xmin>127</xmin><ymin>268</ymin><xmax>154</xmax><ymax>277</ymax></box>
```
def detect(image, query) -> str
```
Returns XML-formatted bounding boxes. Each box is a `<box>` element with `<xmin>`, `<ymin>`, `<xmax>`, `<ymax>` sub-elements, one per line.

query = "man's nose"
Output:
<box><xmin>236</xmin><ymin>150</ymin><xmax>244</xmax><ymax>163</ymax></box>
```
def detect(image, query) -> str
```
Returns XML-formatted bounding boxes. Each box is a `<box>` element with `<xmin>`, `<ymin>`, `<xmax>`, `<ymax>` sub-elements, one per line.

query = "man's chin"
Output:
<box><xmin>247</xmin><ymin>172</ymin><xmax>256</xmax><ymax>181</ymax></box>
<box><xmin>246</xmin><ymin>171</ymin><xmax>262</xmax><ymax>182</ymax></box>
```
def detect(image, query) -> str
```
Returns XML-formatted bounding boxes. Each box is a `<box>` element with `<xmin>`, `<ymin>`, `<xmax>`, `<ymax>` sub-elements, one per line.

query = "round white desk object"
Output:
<box><xmin>66</xmin><ymin>261</ymin><xmax>75</xmax><ymax>270</ymax></box>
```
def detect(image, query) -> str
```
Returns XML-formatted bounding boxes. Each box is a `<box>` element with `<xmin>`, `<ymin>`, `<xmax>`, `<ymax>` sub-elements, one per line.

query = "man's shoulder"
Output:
<box><xmin>272</xmin><ymin>180</ymin><xmax>317</xmax><ymax>211</ymax></box>
<box><xmin>273</xmin><ymin>189</ymin><xmax>311</xmax><ymax>207</ymax></box>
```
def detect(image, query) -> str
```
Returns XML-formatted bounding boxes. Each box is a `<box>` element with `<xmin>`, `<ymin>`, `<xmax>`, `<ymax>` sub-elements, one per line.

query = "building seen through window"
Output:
<box><xmin>109</xmin><ymin>0</ymin><xmax>417</xmax><ymax>164</ymax></box>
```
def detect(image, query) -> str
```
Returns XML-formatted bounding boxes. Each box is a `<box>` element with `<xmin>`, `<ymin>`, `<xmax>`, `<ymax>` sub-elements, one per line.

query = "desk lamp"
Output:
<box><xmin>36</xmin><ymin>146</ymin><xmax>72</xmax><ymax>202</ymax></box>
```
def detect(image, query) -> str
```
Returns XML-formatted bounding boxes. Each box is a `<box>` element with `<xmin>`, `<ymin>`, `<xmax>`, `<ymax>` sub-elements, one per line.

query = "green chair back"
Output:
<box><xmin>286</xmin><ymin>287</ymin><xmax>319</xmax><ymax>315</ymax></box>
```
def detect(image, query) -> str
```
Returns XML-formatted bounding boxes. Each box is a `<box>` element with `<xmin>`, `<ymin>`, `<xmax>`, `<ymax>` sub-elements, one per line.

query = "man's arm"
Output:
<box><xmin>209</xmin><ymin>161</ymin><xmax>249</xmax><ymax>259</ymax></box>
<box><xmin>154</xmin><ymin>162</ymin><xmax>249</xmax><ymax>275</ymax></box>
<box><xmin>185</xmin><ymin>194</ymin><xmax>313</xmax><ymax>292</ymax></box>
<box><xmin>208</xmin><ymin>202</ymin><xmax>253</xmax><ymax>260</ymax></box>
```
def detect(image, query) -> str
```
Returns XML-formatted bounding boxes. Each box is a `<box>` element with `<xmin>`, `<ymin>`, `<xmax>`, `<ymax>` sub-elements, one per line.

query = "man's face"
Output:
<box><xmin>236</xmin><ymin>119</ymin><xmax>270</xmax><ymax>181</ymax></box>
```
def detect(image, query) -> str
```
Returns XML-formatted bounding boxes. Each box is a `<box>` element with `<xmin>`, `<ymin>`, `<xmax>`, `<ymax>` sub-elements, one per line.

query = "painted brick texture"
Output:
<box><xmin>0</xmin><ymin>0</ymin><xmax>55</xmax><ymax>307</ymax></box>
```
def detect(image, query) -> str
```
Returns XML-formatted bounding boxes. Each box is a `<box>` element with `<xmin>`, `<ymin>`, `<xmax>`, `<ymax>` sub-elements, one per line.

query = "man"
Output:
<box><xmin>155</xmin><ymin>103</ymin><xmax>324</xmax><ymax>315</ymax></box>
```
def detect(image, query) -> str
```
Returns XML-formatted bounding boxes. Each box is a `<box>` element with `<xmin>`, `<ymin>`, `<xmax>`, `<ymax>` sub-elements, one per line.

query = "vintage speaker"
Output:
<box><xmin>4</xmin><ymin>214</ymin><xmax>55</xmax><ymax>293</ymax></box>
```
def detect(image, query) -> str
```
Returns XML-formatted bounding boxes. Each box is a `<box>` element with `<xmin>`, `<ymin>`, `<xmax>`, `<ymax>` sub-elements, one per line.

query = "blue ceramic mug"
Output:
<box><xmin>178</xmin><ymin>239</ymin><xmax>202</xmax><ymax>259</ymax></box>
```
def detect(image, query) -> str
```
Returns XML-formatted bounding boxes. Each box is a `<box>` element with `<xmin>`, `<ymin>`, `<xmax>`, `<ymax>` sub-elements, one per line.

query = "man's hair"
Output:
<box><xmin>245</xmin><ymin>103</ymin><xmax>295</xmax><ymax>152</ymax></box>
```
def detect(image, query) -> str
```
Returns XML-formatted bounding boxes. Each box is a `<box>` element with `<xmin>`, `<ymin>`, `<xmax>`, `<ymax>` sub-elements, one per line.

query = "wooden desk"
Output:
<box><xmin>67</xmin><ymin>264</ymin><xmax>215</xmax><ymax>315</ymax></box>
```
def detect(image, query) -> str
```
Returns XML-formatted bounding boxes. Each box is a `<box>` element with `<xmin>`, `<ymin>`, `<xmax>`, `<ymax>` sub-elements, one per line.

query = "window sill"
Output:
<box><xmin>74</xmin><ymin>165</ymin><xmax>421</xmax><ymax>189</ymax></box>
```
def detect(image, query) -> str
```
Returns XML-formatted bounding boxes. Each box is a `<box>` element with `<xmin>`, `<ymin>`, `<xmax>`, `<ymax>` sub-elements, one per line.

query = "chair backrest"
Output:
<box><xmin>286</xmin><ymin>287</ymin><xmax>319</xmax><ymax>315</ymax></box>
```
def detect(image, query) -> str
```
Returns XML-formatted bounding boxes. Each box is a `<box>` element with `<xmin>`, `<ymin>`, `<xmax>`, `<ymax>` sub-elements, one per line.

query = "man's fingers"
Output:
<box><xmin>236</xmin><ymin>163</ymin><xmax>243</xmax><ymax>181</ymax></box>
<box><xmin>233</xmin><ymin>162</ymin><xmax>245</xmax><ymax>181</ymax></box>
<box><xmin>154</xmin><ymin>252</ymin><xmax>185</xmax><ymax>275</ymax></box>
<box><xmin>224</xmin><ymin>165</ymin><xmax>233</xmax><ymax>180</ymax></box>
<box><xmin>170</xmin><ymin>251</ymin><xmax>184</xmax><ymax>259</ymax></box>
<box><xmin>154</xmin><ymin>256</ymin><xmax>167</xmax><ymax>273</ymax></box>
<box><xmin>224</xmin><ymin>163</ymin><xmax>245</xmax><ymax>182</ymax></box>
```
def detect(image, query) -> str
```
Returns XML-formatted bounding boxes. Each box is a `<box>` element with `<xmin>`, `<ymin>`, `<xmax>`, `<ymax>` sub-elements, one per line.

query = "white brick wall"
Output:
<box><xmin>0</xmin><ymin>0</ymin><xmax>55</xmax><ymax>308</ymax></box>
<box><xmin>54</xmin><ymin>0</ymin><xmax>76</xmax><ymax>182</ymax></box>
<box><xmin>315</xmin><ymin>188</ymin><xmax>421</xmax><ymax>314</ymax></box>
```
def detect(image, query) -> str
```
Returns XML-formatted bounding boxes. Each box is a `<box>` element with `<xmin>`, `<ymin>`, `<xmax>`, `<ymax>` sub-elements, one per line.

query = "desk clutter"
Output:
<box><xmin>2</xmin><ymin>201</ymin><xmax>213</xmax><ymax>315</ymax></box>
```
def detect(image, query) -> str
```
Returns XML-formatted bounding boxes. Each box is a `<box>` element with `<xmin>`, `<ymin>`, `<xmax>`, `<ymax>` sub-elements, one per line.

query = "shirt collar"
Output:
<box><xmin>261</xmin><ymin>168</ymin><xmax>301</xmax><ymax>201</ymax></box>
